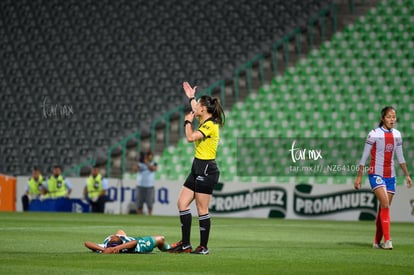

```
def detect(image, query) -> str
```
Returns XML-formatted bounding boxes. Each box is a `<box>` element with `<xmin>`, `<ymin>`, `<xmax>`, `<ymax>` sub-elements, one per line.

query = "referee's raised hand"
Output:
<box><xmin>183</xmin><ymin>81</ymin><xmax>197</xmax><ymax>98</ymax></box>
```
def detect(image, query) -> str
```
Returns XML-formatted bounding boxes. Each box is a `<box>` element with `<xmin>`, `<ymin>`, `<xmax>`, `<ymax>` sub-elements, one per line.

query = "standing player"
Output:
<box><xmin>168</xmin><ymin>81</ymin><xmax>225</xmax><ymax>255</ymax></box>
<box><xmin>354</xmin><ymin>106</ymin><xmax>412</xmax><ymax>249</ymax></box>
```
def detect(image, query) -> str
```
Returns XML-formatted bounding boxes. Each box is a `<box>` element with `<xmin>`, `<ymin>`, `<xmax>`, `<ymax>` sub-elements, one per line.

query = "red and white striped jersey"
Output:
<box><xmin>359</xmin><ymin>127</ymin><xmax>405</xmax><ymax>178</ymax></box>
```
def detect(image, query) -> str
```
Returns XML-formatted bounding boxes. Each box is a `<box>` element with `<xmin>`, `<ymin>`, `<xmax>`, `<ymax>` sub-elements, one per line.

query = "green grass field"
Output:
<box><xmin>0</xmin><ymin>212</ymin><xmax>413</xmax><ymax>274</ymax></box>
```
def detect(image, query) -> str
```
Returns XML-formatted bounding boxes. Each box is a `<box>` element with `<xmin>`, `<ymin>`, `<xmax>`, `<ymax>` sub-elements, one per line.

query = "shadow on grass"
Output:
<box><xmin>336</xmin><ymin>242</ymin><xmax>369</xmax><ymax>248</ymax></box>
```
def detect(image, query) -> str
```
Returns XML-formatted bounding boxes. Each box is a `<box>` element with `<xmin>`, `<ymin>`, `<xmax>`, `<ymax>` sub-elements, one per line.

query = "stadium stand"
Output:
<box><xmin>155</xmin><ymin>0</ymin><xmax>414</xmax><ymax>184</ymax></box>
<box><xmin>0</xmin><ymin>0</ymin><xmax>332</xmax><ymax>176</ymax></box>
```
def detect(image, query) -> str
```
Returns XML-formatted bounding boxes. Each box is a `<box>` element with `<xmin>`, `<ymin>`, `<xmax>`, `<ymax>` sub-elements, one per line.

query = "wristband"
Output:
<box><xmin>184</xmin><ymin>120</ymin><xmax>192</xmax><ymax>127</ymax></box>
<box><xmin>188</xmin><ymin>97</ymin><xmax>195</xmax><ymax>104</ymax></box>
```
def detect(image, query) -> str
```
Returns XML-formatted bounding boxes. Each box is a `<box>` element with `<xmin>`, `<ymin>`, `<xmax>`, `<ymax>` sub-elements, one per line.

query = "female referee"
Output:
<box><xmin>354</xmin><ymin>106</ymin><xmax>412</xmax><ymax>250</ymax></box>
<box><xmin>168</xmin><ymin>81</ymin><xmax>225</xmax><ymax>255</ymax></box>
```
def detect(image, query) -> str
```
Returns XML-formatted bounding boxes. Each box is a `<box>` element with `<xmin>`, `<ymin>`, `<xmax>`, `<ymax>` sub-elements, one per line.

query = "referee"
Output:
<box><xmin>168</xmin><ymin>81</ymin><xmax>225</xmax><ymax>255</ymax></box>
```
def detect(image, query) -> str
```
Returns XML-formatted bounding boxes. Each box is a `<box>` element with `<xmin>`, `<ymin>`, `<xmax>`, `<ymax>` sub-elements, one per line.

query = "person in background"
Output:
<box><xmin>83</xmin><ymin>164</ymin><xmax>109</xmax><ymax>213</ymax></box>
<box><xmin>43</xmin><ymin>165</ymin><xmax>72</xmax><ymax>199</ymax></box>
<box><xmin>21</xmin><ymin>166</ymin><xmax>45</xmax><ymax>211</ymax></box>
<box><xmin>134</xmin><ymin>150</ymin><xmax>157</xmax><ymax>215</ymax></box>
<box><xmin>84</xmin><ymin>229</ymin><xmax>171</xmax><ymax>253</ymax></box>
<box><xmin>354</xmin><ymin>106</ymin><xmax>412</xmax><ymax>250</ymax></box>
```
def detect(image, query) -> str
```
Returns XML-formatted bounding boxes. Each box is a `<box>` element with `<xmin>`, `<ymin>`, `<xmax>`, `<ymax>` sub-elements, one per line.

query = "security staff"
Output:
<box><xmin>84</xmin><ymin>165</ymin><xmax>108</xmax><ymax>213</ymax></box>
<box><xmin>21</xmin><ymin>166</ymin><xmax>45</xmax><ymax>211</ymax></box>
<box><xmin>44</xmin><ymin>165</ymin><xmax>72</xmax><ymax>199</ymax></box>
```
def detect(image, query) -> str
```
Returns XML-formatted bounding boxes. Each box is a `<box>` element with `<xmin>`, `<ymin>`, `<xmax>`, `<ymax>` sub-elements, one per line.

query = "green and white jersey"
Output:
<box><xmin>133</xmin><ymin>237</ymin><xmax>156</xmax><ymax>253</ymax></box>
<box><xmin>101</xmin><ymin>234</ymin><xmax>156</xmax><ymax>253</ymax></box>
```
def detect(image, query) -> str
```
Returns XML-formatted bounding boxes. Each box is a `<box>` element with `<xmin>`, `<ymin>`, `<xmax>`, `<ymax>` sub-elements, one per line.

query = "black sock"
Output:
<box><xmin>179</xmin><ymin>209</ymin><xmax>192</xmax><ymax>245</ymax></box>
<box><xmin>199</xmin><ymin>213</ymin><xmax>211</xmax><ymax>248</ymax></box>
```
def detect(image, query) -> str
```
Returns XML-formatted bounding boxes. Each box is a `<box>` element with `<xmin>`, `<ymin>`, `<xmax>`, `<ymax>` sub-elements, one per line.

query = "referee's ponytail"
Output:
<box><xmin>199</xmin><ymin>95</ymin><xmax>225</xmax><ymax>127</ymax></box>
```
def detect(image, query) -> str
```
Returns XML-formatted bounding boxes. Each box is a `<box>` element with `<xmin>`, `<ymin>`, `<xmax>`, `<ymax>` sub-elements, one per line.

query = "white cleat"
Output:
<box><xmin>372</xmin><ymin>243</ymin><xmax>383</xmax><ymax>249</ymax></box>
<box><xmin>383</xmin><ymin>240</ymin><xmax>393</xmax><ymax>250</ymax></box>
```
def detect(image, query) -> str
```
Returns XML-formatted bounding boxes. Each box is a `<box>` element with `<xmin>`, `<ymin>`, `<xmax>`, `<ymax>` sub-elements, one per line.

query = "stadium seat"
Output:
<box><xmin>0</xmin><ymin>0</ymin><xmax>393</xmax><ymax>178</ymax></box>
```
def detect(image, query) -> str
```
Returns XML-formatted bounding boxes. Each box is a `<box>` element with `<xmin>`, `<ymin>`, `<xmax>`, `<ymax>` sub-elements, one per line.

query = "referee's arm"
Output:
<box><xmin>184</xmin><ymin>122</ymin><xmax>204</xmax><ymax>142</ymax></box>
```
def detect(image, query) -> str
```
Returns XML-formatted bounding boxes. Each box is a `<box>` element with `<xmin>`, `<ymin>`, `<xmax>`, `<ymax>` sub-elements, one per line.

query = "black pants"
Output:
<box><xmin>88</xmin><ymin>196</ymin><xmax>107</xmax><ymax>213</ymax></box>
<box><xmin>21</xmin><ymin>195</ymin><xmax>29</xmax><ymax>211</ymax></box>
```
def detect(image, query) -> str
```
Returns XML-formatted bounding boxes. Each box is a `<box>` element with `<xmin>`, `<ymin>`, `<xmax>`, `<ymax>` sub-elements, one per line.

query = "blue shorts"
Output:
<box><xmin>368</xmin><ymin>174</ymin><xmax>396</xmax><ymax>194</ymax></box>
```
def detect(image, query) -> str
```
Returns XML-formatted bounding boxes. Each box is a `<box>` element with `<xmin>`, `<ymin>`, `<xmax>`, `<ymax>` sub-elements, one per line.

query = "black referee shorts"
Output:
<box><xmin>183</xmin><ymin>158</ymin><xmax>220</xmax><ymax>195</ymax></box>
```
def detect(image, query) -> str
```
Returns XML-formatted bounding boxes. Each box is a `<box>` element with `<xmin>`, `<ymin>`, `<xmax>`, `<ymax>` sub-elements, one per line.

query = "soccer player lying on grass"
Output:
<box><xmin>84</xmin><ymin>229</ymin><xmax>171</xmax><ymax>254</ymax></box>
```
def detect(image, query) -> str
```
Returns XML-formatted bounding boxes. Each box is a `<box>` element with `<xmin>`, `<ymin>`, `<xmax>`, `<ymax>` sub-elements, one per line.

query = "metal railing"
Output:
<box><xmin>272</xmin><ymin>28</ymin><xmax>302</xmax><ymax>73</ymax></box>
<box><xmin>106</xmin><ymin>131</ymin><xmax>141</xmax><ymax>178</ymax></box>
<box><xmin>308</xmin><ymin>3</ymin><xmax>337</xmax><ymax>49</ymax></box>
<box><xmin>234</xmin><ymin>53</ymin><xmax>266</xmax><ymax>102</ymax></box>
<box><xmin>150</xmin><ymin>106</ymin><xmax>184</xmax><ymax>153</ymax></box>
<box><xmin>62</xmin><ymin>158</ymin><xmax>94</xmax><ymax>177</ymax></box>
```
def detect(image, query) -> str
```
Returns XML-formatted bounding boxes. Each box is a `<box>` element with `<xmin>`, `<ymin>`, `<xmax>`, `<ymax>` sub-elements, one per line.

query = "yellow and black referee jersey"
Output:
<box><xmin>194</xmin><ymin>118</ymin><xmax>220</xmax><ymax>160</ymax></box>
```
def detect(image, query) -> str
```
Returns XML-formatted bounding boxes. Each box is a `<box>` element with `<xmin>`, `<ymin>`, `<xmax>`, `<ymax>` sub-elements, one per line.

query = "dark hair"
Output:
<box><xmin>139</xmin><ymin>151</ymin><xmax>145</xmax><ymax>163</ymax></box>
<box><xmin>198</xmin><ymin>95</ymin><xmax>225</xmax><ymax>127</ymax></box>
<box><xmin>379</xmin><ymin>106</ymin><xmax>396</xmax><ymax>127</ymax></box>
<box><xmin>139</xmin><ymin>150</ymin><xmax>152</xmax><ymax>163</ymax></box>
<box><xmin>107</xmin><ymin>240</ymin><xmax>122</xmax><ymax>247</ymax></box>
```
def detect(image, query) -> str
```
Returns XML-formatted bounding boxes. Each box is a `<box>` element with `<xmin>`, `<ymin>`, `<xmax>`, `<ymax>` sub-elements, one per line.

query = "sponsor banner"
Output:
<box><xmin>210</xmin><ymin>183</ymin><xmax>287</xmax><ymax>218</ymax></box>
<box><xmin>210</xmin><ymin>182</ymin><xmax>413</xmax><ymax>221</ymax></box>
<box><xmin>29</xmin><ymin>198</ymin><xmax>90</xmax><ymax>213</ymax></box>
<box><xmin>14</xmin><ymin>177</ymin><xmax>414</xmax><ymax>221</ymax></box>
<box><xmin>292</xmin><ymin>184</ymin><xmax>377</xmax><ymax>220</ymax></box>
